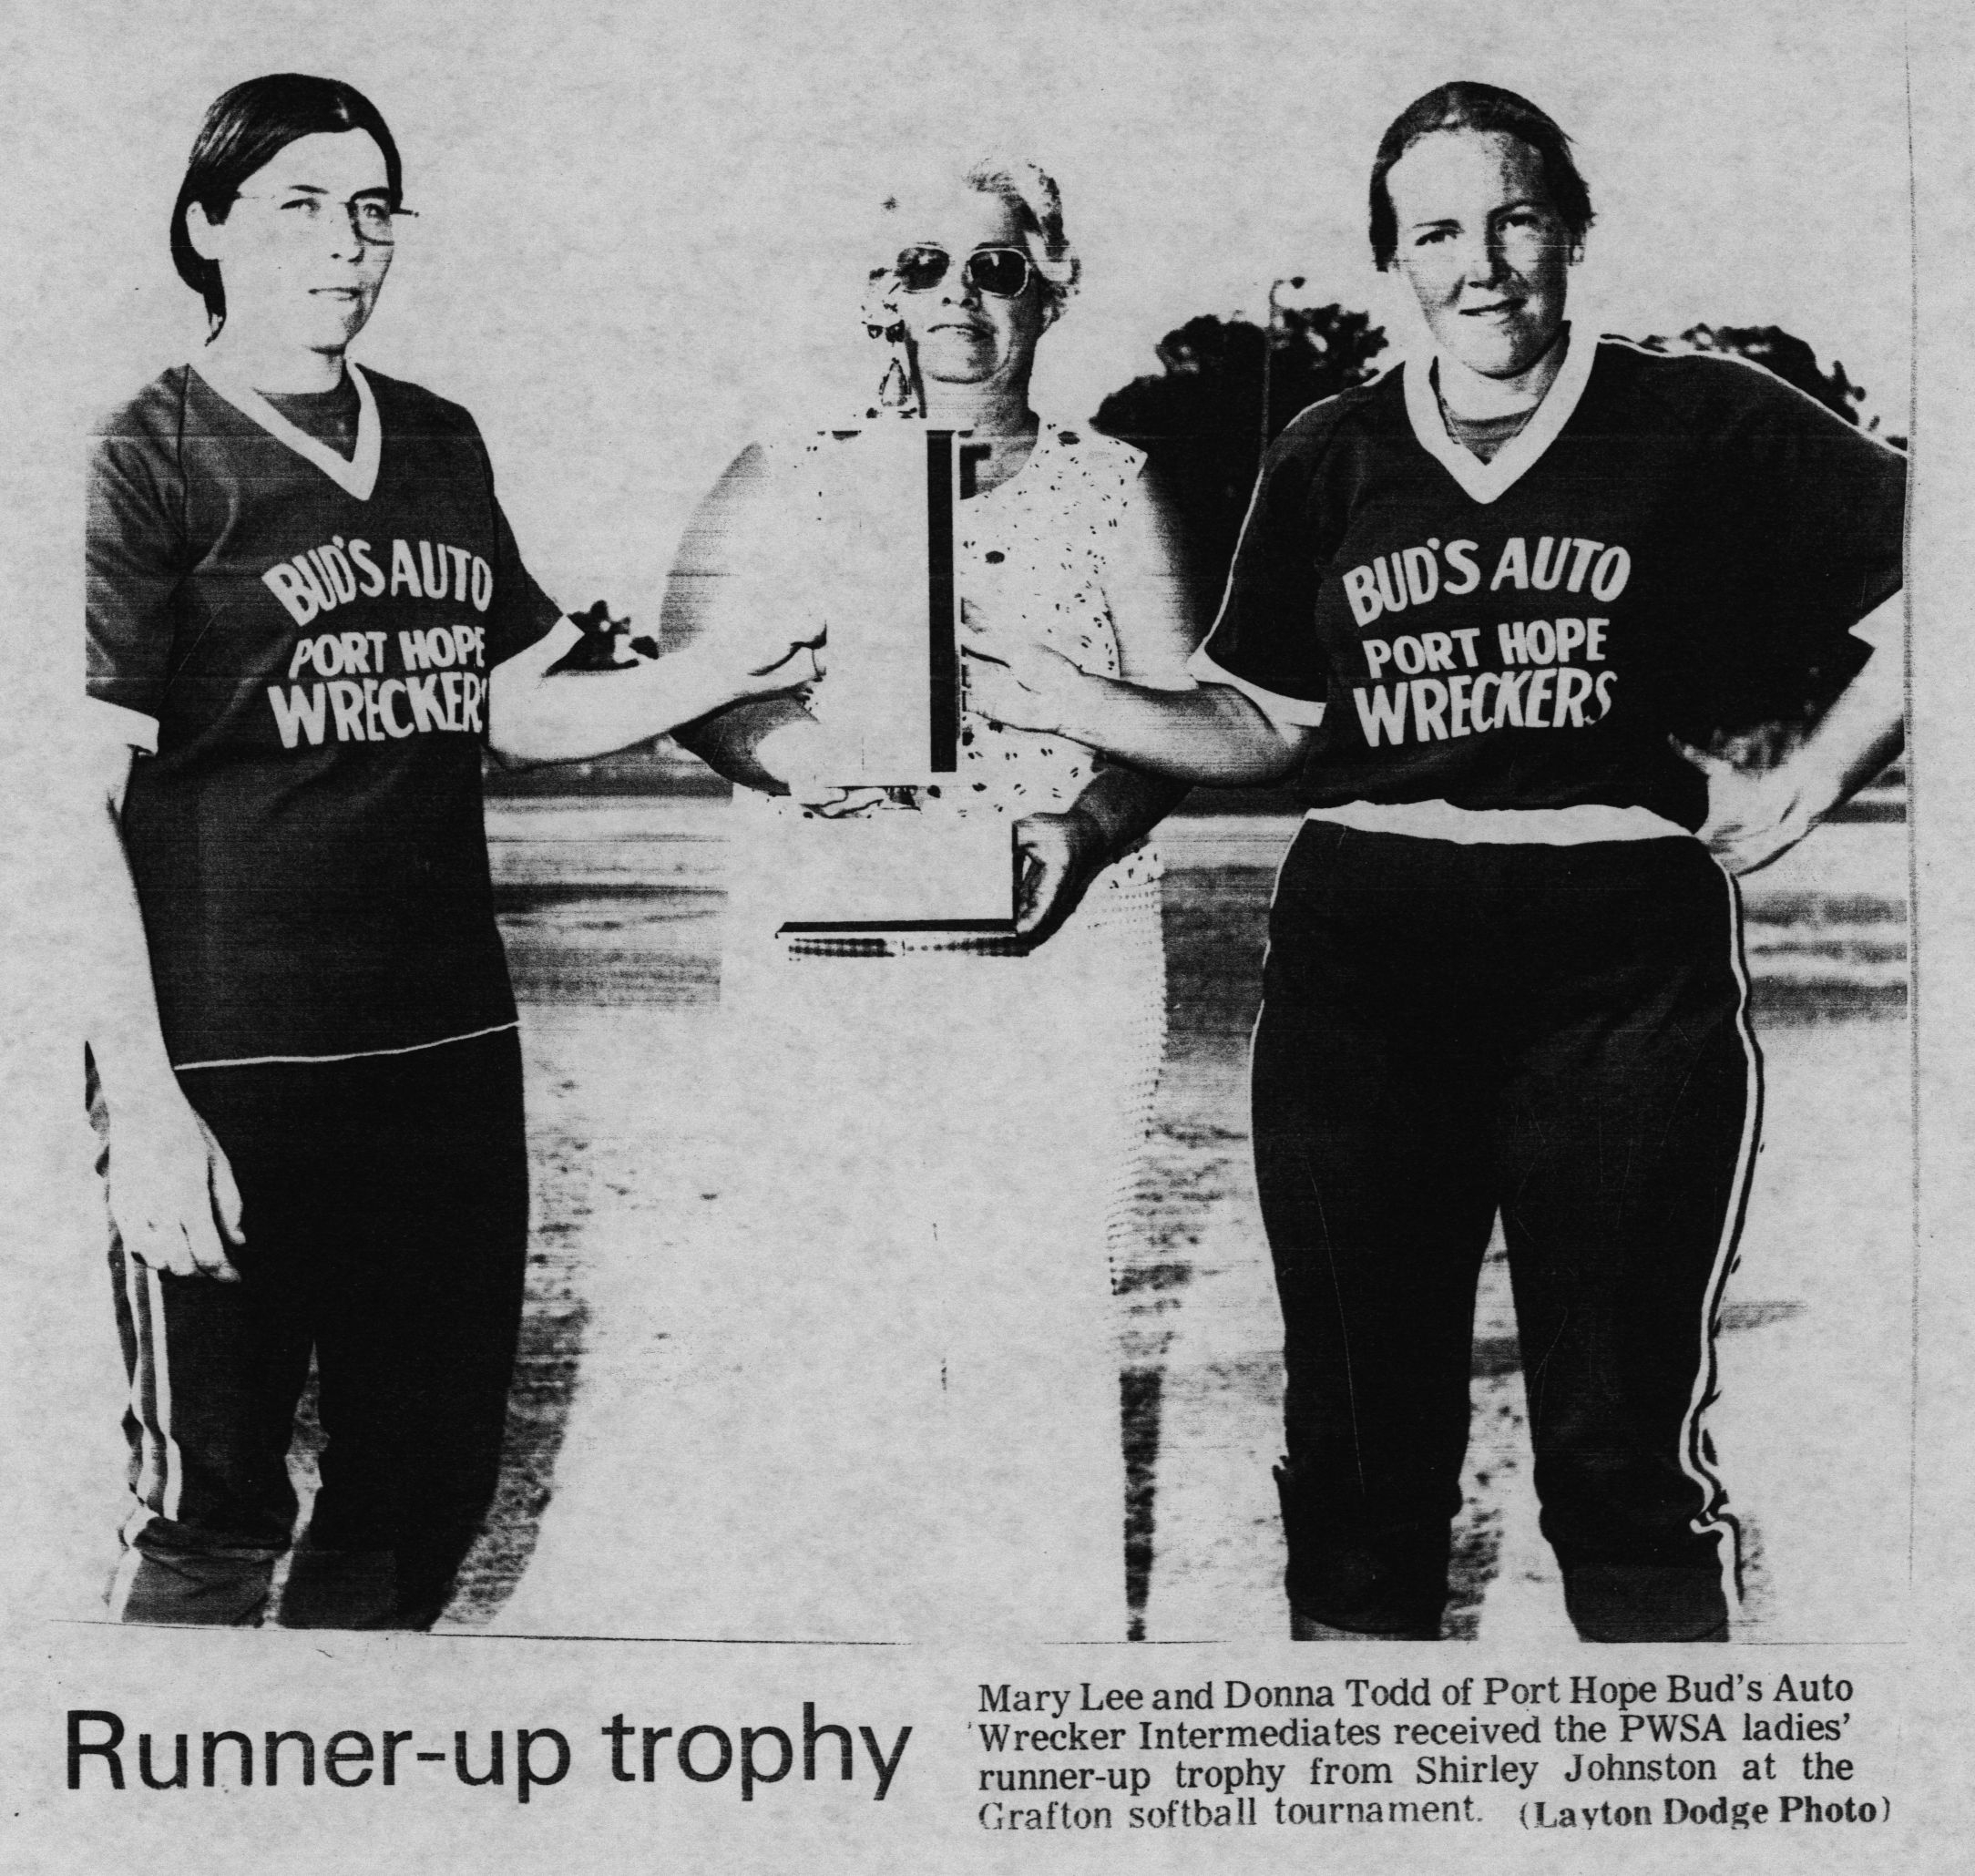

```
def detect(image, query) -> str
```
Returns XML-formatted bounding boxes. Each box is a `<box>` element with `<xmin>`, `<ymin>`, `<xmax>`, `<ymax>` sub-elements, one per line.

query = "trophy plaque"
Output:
<box><xmin>771</xmin><ymin>423</ymin><xmax>1017</xmax><ymax>945</ymax></box>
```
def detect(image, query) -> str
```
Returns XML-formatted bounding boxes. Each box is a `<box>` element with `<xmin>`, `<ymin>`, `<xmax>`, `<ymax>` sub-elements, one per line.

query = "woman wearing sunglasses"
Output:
<box><xmin>966</xmin><ymin>84</ymin><xmax>1906</xmax><ymax>1643</ymax></box>
<box><xmin>504</xmin><ymin>159</ymin><xmax>1201</xmax><ymax>1641</ymax></box>
<box><xmin>85</xmin><ymin>73</ymin><xmax>815</xmax><ymax>1627</ymax></box>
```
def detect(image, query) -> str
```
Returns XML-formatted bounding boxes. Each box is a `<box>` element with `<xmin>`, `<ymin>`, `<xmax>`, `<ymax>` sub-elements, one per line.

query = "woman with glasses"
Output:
<box><xmin>85</xmin><ymin>73</ymin><xmax>815</xmax><ymax>1627</ymax></box>
<box><xmin>966</xmin><ymin>83</ymin><xmax>1906</xmax><ymax>1642</ymax></box>
<box><xmin>505</xmin><ymin>159</ymin><xmax>1201</xmax><ymax>1641</ymax></box>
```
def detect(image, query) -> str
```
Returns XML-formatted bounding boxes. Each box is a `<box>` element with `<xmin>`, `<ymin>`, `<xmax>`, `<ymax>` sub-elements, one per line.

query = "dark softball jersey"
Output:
<box><xmin>1192</xmin><ymin>333</ymin><xmax>1906</xmax><ymax>828</ymax></box>
<box><xmin>87</xmin><ymin>363</ymin><xmax>563</xmax><ymax>1067</ymax></box>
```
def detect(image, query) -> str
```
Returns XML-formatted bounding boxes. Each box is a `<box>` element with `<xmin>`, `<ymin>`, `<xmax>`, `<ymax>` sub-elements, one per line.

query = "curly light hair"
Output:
<box><xmin>863</xmin><ymin>157</ymin><xmax>1082</xmax><ymax>341</ymax></box>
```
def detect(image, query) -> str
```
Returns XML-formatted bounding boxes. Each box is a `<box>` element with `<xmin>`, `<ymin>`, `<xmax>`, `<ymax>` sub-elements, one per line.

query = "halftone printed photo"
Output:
<box><xmin>5</xmin><ymin>2</ymin><xmax>1969</xmax><ymax>1871</ymax></box>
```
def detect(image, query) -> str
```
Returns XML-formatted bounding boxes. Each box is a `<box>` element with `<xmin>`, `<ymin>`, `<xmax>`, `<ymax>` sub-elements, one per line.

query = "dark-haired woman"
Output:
<box><xmin>86</xmin><ymin>74</ymin><xmax>813</xmax><ymax>1627</ymax></box>
<box><xmin>966</xmin><ymin>81</ymin><xmax>1906</xmax><ymax>1643</ymax></box>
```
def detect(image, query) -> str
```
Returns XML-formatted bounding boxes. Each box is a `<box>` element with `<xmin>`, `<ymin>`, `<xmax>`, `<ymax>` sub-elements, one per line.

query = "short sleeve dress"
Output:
<box><xmin>504</xmin><ymin>421</ymin><xmax>1169</xmax><ymax>1641</ymax></box>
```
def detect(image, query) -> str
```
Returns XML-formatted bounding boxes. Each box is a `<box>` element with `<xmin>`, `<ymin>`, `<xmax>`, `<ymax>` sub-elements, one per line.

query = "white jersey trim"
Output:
<box><xmin>189</xmin><ymin>357</ymin><xmax>382</xmax><ymax>502</ymax></box>
<box><xmin>89</xmin><ymin>697</ymin><xmax>160</xmax><ymax>754</ymax></box>
<box><xmin>1303</xmin><ymin>798</ymin><xmax>1692</xmax><ymax>845</ymax></box>
<box><xmin>1401</xmin><ymin>323</ymin><xmax>1599</xmax><ymax>506</ymax></box>
<box><xmin>1187</xmin><ymin>644</ymin><xmax>1327</xmax><ymax>729</ymax></box>
<box><xmin>173</xmin><ymin>1018</ymin><xmax>517</xmax><ymax>1073</ymax></box>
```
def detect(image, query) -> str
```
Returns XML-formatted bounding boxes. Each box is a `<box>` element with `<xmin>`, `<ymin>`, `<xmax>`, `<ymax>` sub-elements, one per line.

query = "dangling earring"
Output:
<box><xmin>862</xmin><ymin>273</ymin><xmax>924</xmax><ymax>418</ymax></box>
<box><xmin>875</xmin><ymin>349</ymin><xmax>915</xmax><ymax>412</ymax></box>
<box><xmin>873</xmin><ymin>318</ymin><xmax>925</xmax><ymax>419</ymax></box>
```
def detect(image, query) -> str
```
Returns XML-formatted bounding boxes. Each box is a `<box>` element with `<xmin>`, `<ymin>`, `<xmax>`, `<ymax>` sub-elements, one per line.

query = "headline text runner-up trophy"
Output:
<box><xmin>771</xmin><ymin>423</ymin><xmax>1016</xmax><ymax>949</ymax></box>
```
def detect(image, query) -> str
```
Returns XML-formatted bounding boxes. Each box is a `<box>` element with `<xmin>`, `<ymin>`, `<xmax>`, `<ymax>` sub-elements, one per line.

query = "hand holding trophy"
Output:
<box><xmin>771</xmin><ymin>421</ymin><xmax>1020</xmax><ymax>940</ymax></box>
<box><xmin>958</xmin><ymin>594</ymin><xmax>1092</xmax><ymax>736</ymax></box>
<box><xmin>958</xmin><ymin>596</ymin><xmax>1114</xmax><ymax>938</ymax></box>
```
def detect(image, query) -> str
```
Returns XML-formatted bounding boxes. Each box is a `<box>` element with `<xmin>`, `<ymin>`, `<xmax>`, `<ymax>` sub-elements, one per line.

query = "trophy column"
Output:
<box><xmin>773</xmin><ymin>424</ymin><xmax>1016</xmax><ymax>944</ymax></box>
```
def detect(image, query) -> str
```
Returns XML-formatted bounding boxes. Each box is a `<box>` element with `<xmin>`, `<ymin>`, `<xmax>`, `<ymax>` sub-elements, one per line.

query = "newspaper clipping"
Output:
<box><xmin>5</xmin><ymin>0</ymin><xmax>1973</xmax><ymax>1870</ymax></box>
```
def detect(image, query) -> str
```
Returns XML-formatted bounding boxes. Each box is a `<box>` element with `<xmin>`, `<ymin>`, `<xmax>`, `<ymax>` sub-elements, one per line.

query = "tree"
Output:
<box><xmin>1632</xmin><ymin>324</ymin><xmax>1903</xmax><ymax>447</ymax></box>
<box><xmin>1093</xmin><ymin>302</ymin><xmax>1388</xmax><ymax>584</ymax></box>
<box><xmin>1625</xmin><ymin>325</ymin><xmax>1903</xmax><ymax>764</ymax></box>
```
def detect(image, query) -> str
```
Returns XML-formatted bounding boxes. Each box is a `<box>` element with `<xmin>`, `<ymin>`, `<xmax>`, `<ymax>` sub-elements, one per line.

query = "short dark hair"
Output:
<box><xmin>170</xmin><ymin>74</ymin><xmax>403</xmax><ymax>331</ymax></box>
<box><xmin>1368</xmin><ymin>81</ymin><xmax>1592</xmax><ymax>271</ymax></box>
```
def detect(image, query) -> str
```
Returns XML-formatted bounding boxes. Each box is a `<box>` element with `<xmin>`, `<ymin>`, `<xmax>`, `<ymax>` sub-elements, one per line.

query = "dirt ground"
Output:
<box><xmin>26</xmin><ymin>799</ymin><xmax>1909</xmax><ymax>1642</ymax></box>
<box><xmin>443</xmin><ymin>801</ymin><xmax>1910</xmax><ymax>1644</ymax></box>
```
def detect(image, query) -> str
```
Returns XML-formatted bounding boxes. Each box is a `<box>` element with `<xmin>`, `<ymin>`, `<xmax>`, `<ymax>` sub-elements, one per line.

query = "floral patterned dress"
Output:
<box><xmin>508</xmin><ymin>423</ymin><xmax>1171</xmax><ymax>1643</ymax></box>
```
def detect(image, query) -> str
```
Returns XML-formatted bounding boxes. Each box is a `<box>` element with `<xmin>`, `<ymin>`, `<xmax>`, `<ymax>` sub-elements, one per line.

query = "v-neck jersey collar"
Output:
<box><xmin>1400</xmin><ymin>325</ymin><xmax>1598</xmax><ymax>506</ymax></box>
<box><xmin>189</xmin><ymin>357</ymin><xmax>383</xmax><ymax>501</ymax></box>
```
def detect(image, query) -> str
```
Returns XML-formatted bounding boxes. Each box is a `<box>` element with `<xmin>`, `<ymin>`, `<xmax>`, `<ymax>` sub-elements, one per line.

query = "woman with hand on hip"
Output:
<box><xmin>506</xmin><ymin>158</ymin><xmax>1201</xmax><ymax>1641</ymax></box>
<box><xmin>86</xmin><ymin>73</ymin><xmax>814</xmax><ymax>1627</ymax></box>
<box><xmin>966</xmin><ymin>83</ymin><xmax>1905</xmax><ymax>1642</ymax></box>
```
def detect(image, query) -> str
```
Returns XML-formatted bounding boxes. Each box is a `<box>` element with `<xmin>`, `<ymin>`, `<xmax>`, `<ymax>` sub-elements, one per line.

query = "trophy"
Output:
<box><xmin>771</xmin><ymin>423</ymin><xmax>1017</xmax><ymax>946</ymax></box>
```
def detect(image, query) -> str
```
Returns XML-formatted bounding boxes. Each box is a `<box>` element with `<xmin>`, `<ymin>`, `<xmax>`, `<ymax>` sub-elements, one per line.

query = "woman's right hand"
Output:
<box><xmin>106</xmin><ymin>1091</ymin><xmax>245</xmax><ymax>1282</ymax></box>
<box><xmin>790</xmin><ymin>785</ymin><xmax>891</xmax><ymax>817</ymax></box>
<box><xmin>959</xmin><ymin>600</ymin><xmax>1094</xmax><ymax>739</ymax></box>
<box><xmin>87</xmin><ymin>735</ymin><xmax>247</xmax><ymax>1284</ymax></box>
<box><xmin>752</xmin><ymin>711</ymin><xmax>890</xmax><ymax>817</ymax></box>
<box><xmin>735</xmin><ymin>637</ymin><xmax>824</xmax><ymax>687</ymax></box>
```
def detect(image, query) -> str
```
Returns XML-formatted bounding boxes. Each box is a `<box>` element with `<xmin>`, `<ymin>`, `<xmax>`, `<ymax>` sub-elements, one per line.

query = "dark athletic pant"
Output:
<box><xmin>1252</xmin><ymin>825</ymin><xmax>1757</xmax><ymax>1643</ymax></box>
<box><xmin>98</xmin><ymin>1027</ymin><xmax>528</xmax><ymax>1629</ymax></box>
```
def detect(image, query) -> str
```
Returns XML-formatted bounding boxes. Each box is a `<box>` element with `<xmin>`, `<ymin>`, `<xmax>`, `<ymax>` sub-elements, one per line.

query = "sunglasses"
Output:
<box><xmin>892</xmin><ymin>244</ymin><xmax>1035</xmax><ymax>299</ymax></box>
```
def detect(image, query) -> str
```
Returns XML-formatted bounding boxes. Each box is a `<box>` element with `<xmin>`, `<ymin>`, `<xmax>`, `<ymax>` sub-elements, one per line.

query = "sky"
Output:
<box><xmin>23</xmin><ymin>0</ymin><xmax>1918</xmax><ymax>620</ymax></box>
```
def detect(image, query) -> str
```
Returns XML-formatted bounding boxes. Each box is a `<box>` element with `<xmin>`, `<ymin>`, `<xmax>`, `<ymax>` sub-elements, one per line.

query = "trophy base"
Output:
<box><xmin>778</xmin><ymin>924</ymin><xmax>1027</xmax><ymax>959</ymax></box>
<box><xmin>769</xmin><ymin>808</ymin><xmax>1018</xmax><ymax>942</ymax></box>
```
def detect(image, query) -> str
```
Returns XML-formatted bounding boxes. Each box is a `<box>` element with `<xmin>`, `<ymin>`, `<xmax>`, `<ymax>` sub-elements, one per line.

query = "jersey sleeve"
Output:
<box><xmin>1700</xmin><ymin>368</ymin><xmax>1907</xmax><ymax>730</ymax></box>
<box><xmin>472</xmin><ymin>426</ymin><xmax>566</xmax><ymax>668</ymax></box>
<box><xmin>1188</xmin><ymin>421</ymin><xmax>1333</xmax><ymax>728</ymax></box>
<box><xmin>86</xmin><ymin>406</ymin><xmax>186</xmax><ymax>752</ymax></box>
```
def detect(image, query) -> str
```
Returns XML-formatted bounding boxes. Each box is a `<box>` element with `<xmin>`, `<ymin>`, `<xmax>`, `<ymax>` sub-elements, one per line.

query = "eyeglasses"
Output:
<box><xmin>892</xmin><ymin>245</ymin><xmax>1034</xmax><ymax>299</ymax></box>
<box><xmin>231</xmin><ymin>192</ymin><xmax>415</xmax><ymax>247</ymax></box>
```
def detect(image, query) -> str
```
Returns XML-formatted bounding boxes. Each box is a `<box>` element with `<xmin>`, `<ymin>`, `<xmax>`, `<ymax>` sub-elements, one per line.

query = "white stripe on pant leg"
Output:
<box><xmin>120</xmin><ymin>1246</ymin><xmax>160</xmax><ymax>1517</ymax></box>
<box><xmin>145</xmin><ymin>1265</ymin><xmax>185</xmax><ymax>1522</ymax></box>
<box><xmin>107</xmin><ymin>1540</ymin><xmax>147</xmax><ymax>1622</ymax></box>
<box><xmin>109</xmin><ymin>1246</ymin><xmax>161</xmax><ymax>1620</ymax></box>
<box><xmin>1678</xmin><ymin>863</ymin><xmax>1765</xmax><ymax>1613</ymax></box>
<box><xmin>1242</xmin><ymin>828</ymin><xmax>1306</xmax><ymax>1236</ymax></box>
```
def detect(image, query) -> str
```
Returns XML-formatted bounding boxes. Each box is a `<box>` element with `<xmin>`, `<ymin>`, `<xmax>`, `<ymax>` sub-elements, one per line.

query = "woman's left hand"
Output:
<box><xmin>1012</xmin><ymin>808</ymin><xmax>1110</xmax><ymax>942</ymax></box>
<box><xmin>1693</xmin><ymin>753</ymin><xmax>1818</xmax><ymax>876</ymax></box>
<box><xmin>960</xmin><ymin>599</ymin><xmax>1089</xmax><ymax>736</ymax></box>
